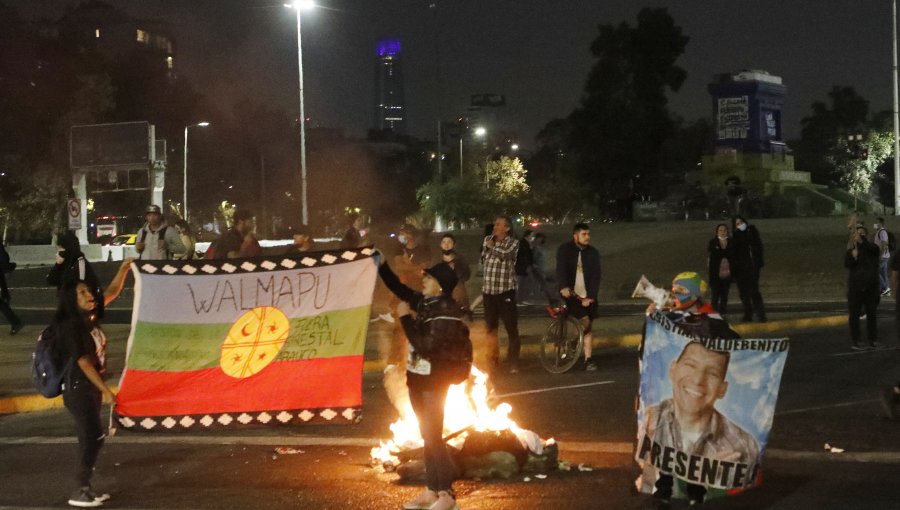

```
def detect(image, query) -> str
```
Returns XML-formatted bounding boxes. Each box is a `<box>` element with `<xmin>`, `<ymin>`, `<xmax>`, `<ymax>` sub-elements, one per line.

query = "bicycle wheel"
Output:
<box><xmin>539</xmin><ymin>315</ymin><xmax>584</xmax><ymax>373</ymax></box>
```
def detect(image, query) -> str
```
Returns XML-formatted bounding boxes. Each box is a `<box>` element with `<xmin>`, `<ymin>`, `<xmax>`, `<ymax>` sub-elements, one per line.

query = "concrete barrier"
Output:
<box><xmin>8</xmin><ymin>244</ymin><xmax>104</xmax><ymax>266</ymax></box>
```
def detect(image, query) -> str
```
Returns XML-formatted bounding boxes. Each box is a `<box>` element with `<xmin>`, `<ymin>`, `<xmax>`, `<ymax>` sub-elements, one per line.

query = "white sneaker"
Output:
<box><xmin>378</xmin><ymin>313</ymin><xmax>395</xmax><ymax>324</ymax></box>
<box><xmin>402</xmin><ymin>489</ymin><xmax>437</xmax><ymax>510</ymax></box>
<box><xmin>430</xmin><ymin>491</ymin><xmax>459</xmax><ymax>510</ymax></box>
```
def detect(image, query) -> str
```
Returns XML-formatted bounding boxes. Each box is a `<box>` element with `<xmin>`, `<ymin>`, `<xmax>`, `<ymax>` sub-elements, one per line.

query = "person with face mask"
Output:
<box><xmin>730</xmin><ymin>216</ymin><xmax>766</xmax><ymax>323</ymax></box>
<box><xmin>707</xmin><ymin>223</ymin><xmax>733</xmax><ymax>315</ymax></box>
<box><xmin>846</xmin><ymin>225</ymin><xmax>882</xmax><ymax>350</ymax></box>
<box><xmin>436</xmin><ymin>234</ymin><xmax>471</xmax><ymax>315</ymax></box>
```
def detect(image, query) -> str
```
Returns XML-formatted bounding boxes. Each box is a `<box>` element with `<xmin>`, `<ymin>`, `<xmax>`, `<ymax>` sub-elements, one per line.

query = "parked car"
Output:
<box><xmin>104</xmin><ymin>233</ymin><xmax>139</xmax><ymax>261</ymax></box>
<box><xmin>111</xmin><ymin>233</ymin><xmax>137</xmax><ymax>246</ymax></box>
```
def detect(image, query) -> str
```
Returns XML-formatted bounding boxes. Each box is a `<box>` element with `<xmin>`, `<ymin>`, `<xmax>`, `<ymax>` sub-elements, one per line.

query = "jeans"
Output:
<box><xmin>483</xmin><ymin>290</ymin><xmax>520</xmax><ymax>363</ymax></box>
<box><xmin>735</xmin><ymin>273</ymin><xmax>766</xmax><ymax>321</ymax></box>
<box><xmin>408</xmin><ymin>379</ymin><xmax>454</xmax><ymax>493</ymax></box>
<box><xmin>0</xmin><ymin>297</ymin><xmax>21</xmax><ymax>328</ymax></box>
<box><xmin>63</xmin><ymin>375</ymin><xmax>105</xmax><ymax>488</ymax></box>
<box><xmin>880</xmin><ymin>258</ymin><xmax>891</xmax><ymax>292</ymax></box>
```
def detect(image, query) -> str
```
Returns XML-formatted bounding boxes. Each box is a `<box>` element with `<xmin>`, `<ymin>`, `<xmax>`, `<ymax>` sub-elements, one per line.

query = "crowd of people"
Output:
<box><xmin>6</xmin><ymin>207</ymin><xmax>900</xmax><ymax>509</ymax></box>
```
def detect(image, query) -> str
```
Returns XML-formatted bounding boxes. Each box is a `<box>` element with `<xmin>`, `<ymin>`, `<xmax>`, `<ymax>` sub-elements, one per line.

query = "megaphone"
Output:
<box><xmin>631</xmin><ymin>275</ymin><xmax>674</xmax><ymax>309</ymax></box>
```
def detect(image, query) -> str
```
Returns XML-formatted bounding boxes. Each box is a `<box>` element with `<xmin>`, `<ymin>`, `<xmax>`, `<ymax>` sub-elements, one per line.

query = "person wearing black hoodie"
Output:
<box><xmin>731</xmin><ymin>216</ymin><xmax>766</xmax><ymax>322</ymax></box>
<box><xmin>47</xmin><ymin>232</ymin><xmax>133</xmax><ymax>322</ymax></box>
<box><xmin>378</xmin><ymin>259</ymin><xmax>472</xmax><ymax>510</ymax></box>
<box><xmin>845</xmin><ymin>225</ymin><xmax>881</xmax><ymax>350</ymax></box>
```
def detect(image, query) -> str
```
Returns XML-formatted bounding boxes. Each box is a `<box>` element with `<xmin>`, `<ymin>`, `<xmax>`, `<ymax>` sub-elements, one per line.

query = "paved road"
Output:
<box><xmin>1</xmin><ymin>319</ymin><xmax>899</xmax><ymax>509</ymax></box>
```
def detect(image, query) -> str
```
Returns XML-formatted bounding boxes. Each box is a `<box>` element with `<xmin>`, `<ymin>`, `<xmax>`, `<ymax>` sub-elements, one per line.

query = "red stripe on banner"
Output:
<box><xmin>115</xmin><ymin>356</ymin><xmax>363</xmax><ymax>417</ymax></box>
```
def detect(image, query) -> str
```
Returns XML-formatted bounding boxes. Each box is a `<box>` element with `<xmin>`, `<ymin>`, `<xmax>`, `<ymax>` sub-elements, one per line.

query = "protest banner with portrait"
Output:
<box><xmin>635</xmin><ymin>310</ymin><xmax>789</xmax><ymax>499</ymax></box>
<box><xmin>113</xmin><ymin>247</ymin><xmax>378</xmax><ymax>431</ymax></box>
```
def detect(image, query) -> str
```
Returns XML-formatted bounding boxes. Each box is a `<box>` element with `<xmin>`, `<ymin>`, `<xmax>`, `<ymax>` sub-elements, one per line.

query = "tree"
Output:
<box><xmin>485</xmin><ymin>156</ymin><xmax>529</xmax><ymax>207</ymax></box>
<box><xmin>795</xmin><ymin>86</ymin><xmax>871</xmax><ymax>186</ymax></box>
<box><xmin>417</xmin><ymin>178</ymin><xmax>491</xmax><ymax>227</ymax></box>
<box><xmin>567</xmin><ymin>7</ymin><xmax>689</xmax><ymax>203</ymax></box>
<box><xmin>828</xmin><ymin>129</ymin><xmax>894</xmax><ymax>199</ymax></box>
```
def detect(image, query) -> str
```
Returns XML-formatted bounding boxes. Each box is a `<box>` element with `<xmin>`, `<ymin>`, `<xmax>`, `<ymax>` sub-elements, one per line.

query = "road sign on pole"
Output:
<box><xmin>67</xmin><ymin>198</ymin><xmax>82</xmax><ymax>230</ymax></box>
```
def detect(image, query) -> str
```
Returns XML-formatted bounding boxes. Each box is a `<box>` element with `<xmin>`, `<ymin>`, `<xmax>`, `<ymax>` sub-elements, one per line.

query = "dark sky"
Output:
<box><xmin>10</xmin><ymin>0</ymin><xmax>898</xmax><ymax>148</ymax></box>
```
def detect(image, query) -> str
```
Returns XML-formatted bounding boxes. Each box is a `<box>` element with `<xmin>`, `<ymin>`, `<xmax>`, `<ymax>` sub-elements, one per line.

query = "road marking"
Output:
<box><xmin>776</xmin><ymin>398</ymin><xmax>880</xmax><ymax>416</ymax></box>
<box><xmin>493</xmin><ymin>380</ymin><xmax>616</xmax><ymax>399</ymax></box>
<box><xmin>0</xmin><ymin>435</ymin><xmax>380</xmax><ymax>447</ymax></box>
<box><xmin>831</xmin><ymin>346</ymin><xmax>900</xmax><ymax>357</ymax></box>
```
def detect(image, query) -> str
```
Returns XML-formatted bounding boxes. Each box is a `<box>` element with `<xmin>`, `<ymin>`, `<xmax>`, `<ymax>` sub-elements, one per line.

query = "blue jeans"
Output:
<box><xmin>880</xmin><ymin>258</ymin><xmax>890</xmax><ymax>292</ymax></box>
<box><xmin>407</xmin><ymin>378</ymin><xmax>455</xmax><ymax>493</ymax></box>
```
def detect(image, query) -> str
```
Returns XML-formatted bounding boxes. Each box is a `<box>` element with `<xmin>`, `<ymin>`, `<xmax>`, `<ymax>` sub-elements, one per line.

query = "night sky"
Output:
<box><xmin>9</xmin><ymin>0</ymin><xmax>899</xmax><ymax>149</ymax></box>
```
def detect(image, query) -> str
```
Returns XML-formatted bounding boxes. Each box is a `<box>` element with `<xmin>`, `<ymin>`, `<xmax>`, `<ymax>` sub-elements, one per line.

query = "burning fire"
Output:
<box><xmin>371</xmin><ymin>365</ymin><xmax>553</xmax><ymax>468</ymax></box>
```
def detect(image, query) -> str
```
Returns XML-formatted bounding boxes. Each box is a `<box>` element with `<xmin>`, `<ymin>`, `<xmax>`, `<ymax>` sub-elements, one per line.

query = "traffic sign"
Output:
<box><xmin>67</xmin><ymin>198</ymin><xmax>82</xmax><ymax>230</ymax></box>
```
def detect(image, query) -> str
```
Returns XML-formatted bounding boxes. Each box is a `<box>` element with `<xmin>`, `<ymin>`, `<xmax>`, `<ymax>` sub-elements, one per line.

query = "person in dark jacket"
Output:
<box><xmin>555</xmin><ymin>223</ymin><xmax>602</xmax><ymax>371</ymax></box>
<box><xmin>846</xmin><ymin>225</ymin><xmax>881</xmax><ymax>350</ymax></box>
<box><xmin>47</xmin><ymin>232</ymin><xmax>107</xmax><ymax>320</ymax></box>
<box><xmin>731</xmin><ymin>216</ymin><xmax>766</xmax><ymax>322</ymax></box>
<box><xmin>436</xmin><ymin>234</ymin><xmax>472</xmax><ymax>315</ymax></box>
<box><xmin>707</xmin><ymin>223</ymin><xmax>733</xmax><ymax>314</ymax></box>
<box><xmin>0</xmin><ymin>240</ymin><xmax>23</xmax><ymax>334</ymax></box>
<box><xmin>378</xmin><ymin>259</ymin><xmax>472</xmax><ymax>510</ymax></box>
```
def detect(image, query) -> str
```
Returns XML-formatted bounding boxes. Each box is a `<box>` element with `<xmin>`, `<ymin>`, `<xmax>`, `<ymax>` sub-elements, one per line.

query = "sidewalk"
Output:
<box><xmin>0</xmin><ymin>308</ymin><xmax>850</xmax><ymax>414</ymax></box>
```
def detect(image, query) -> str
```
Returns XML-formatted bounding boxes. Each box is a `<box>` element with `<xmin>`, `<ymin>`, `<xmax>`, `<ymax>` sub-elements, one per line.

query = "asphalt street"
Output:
<box><xmin>1</xmin><ymin>319</ymin><xmax>899</xmax><ymax>509</ymax></box>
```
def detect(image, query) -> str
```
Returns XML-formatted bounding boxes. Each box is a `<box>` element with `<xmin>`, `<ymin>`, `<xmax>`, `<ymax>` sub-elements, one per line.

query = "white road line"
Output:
<box><xmin>492</xmin><ymin>380</ymin><xmax>616</xmax><ymax>399</ymax></box>
<box><xmin>776</xmin><ymin>398</ymin><xmax>880</xmax><ymax>416</ymax></box>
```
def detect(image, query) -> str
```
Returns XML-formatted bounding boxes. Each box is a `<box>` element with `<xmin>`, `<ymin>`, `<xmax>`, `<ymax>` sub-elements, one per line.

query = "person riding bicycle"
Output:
<box><xmin>555</xmin><ymin>222</ymin><xmax>601</xmax><ymax>371</ymax></box>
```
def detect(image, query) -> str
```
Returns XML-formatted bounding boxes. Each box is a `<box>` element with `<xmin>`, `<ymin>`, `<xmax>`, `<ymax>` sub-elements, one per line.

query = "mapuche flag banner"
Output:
<box><xmin>635</xmin><ymin>311</ymin><xmax>789</xmax><ymax>499</ymax></box>
<box><xmin>114</xmin><ymin>247</ymin><xmax>378</xmax><ymax>431</ymax></box>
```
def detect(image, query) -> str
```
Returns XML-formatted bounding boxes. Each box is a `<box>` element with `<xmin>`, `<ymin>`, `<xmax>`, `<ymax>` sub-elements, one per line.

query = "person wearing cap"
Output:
<box><xmin>135</xmin><ymin>205</ymin><xmax>185</xmax><ymax>261</ymax></box>
<box><xmin>378</xmin><ymin>258</ymin><xmax>473</xmax><ymax>510</ymax></box>
<box><xmin>283</xmin><ymin>224</ymin><xmax>315</xmax><ymax>254</ymax></box>
<box><xmin>640</xmin><ymin>272</ymin><xmax>748</xmax><ymax>508</ymax></box>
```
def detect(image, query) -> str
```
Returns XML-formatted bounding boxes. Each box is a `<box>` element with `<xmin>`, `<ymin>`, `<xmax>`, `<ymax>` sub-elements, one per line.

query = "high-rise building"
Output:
<box><xmin>373</xmin><ymin>39</ymin><xmax>405</xmax><ymax>133</ymax></box>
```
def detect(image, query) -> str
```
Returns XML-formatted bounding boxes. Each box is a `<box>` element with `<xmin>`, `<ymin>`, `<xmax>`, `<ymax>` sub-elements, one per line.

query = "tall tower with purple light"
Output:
<box><xmin>374</xmin><ymin>38</ymin><xmax>405</xmax><ymax>133</ymax></box>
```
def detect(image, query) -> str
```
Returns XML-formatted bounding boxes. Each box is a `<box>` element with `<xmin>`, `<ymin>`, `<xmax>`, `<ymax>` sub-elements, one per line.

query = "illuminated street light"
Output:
<box><xmin>183</xmin><ymin>121</ymin><xmax>209</xmax><ymax>223</ymax></box>
<box><xmin>460</xmin><ymin>126</ymin><xmax>487</xmax><ymax>178</ymax></box>
<box><xmin>511</xmin><ymin>143</ymin><xmax>520</xmax><ymax>152</ymax></box>
<box><xmin>285</xmin><ymin>1</ymin><xmax>316</xmax><ymax>225</ymax></box>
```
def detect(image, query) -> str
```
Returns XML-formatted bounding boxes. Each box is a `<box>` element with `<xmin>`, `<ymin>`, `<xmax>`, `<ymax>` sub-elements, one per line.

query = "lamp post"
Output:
<box><xmin>893</xmin><ymin>0</ymin><xmax>900</xmax><ymax>214</ymax></box>
<box><xmin>286</xmin><ymin>0</ymin><xmax>315</xmax><ymax>225</ymax></box>
<box><xmin>460</xmin><ymin>126</ymin><xmax>487</xmax><ymax>178</ymax></box>
<box><xmin>183</xmin><ymin>121</ymin><xmax>209</xmax><ymax>224</ymax></box>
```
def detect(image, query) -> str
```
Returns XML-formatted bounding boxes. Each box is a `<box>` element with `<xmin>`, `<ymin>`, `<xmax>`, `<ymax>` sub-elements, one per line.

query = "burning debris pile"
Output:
<box><xmin>370</xmin><ymin>365</ymin><xmax>559</xmax><ymax>480</ymax></box>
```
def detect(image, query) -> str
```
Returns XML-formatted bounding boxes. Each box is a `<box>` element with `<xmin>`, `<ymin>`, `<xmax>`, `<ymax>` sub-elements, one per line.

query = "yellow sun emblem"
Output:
<box><xmin>220</xmin><ymin>306</ymin><xmax>290</xmax><ymax>378</ymax></box>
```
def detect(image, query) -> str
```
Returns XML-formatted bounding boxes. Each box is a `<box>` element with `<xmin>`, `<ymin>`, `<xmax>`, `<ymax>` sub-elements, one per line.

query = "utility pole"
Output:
<box><xmin>893</xmin><ymin>0</ymin><xmax>900</xmax><ymax>214</ymax></box>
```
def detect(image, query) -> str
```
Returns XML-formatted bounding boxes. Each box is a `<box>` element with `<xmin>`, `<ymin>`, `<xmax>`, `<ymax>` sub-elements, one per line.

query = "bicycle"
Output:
<box><xmin>539</xmin><ymin>305</ymin><xmax>585</xmax><ymax>373</ymax></box>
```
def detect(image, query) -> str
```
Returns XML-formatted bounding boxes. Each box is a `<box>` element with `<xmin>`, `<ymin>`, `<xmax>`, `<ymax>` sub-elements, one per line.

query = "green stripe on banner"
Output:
<box><xmin>127</xmin><ymin>305</ymin><xmax>371</xmax><ymax>372</ymax></box>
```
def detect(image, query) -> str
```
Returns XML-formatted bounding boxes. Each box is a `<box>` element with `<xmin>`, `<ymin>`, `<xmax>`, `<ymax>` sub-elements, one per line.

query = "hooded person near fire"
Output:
<box><xmin>377</xmin><ymin>257</ymin><xmax>474</xmax><ymax>510</ymax></box>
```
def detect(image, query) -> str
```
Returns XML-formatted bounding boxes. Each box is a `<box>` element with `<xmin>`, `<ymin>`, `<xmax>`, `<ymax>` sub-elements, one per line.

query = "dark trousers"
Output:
<box><xmin>735</xmin><ymin>274</ymin><xmax>766</xmax><ymax>321</ymax></box>
<box><xmin>408</xmin><ymin>379</ymin><xmax>454</xmax><ymax>493</ymax></box>
<box><xmin>0</xmin><ymin>297</ymin><xmax>21</xmax><ymax>327</ymax></box>
<box><xmin>483</xmin><ymin>290</ymin><xmax>520</xmax><ymax>362</ymax></box>
<box><xmin>848</xmin><ymin>288</ymin><xmax>879</xmax><ymax>344</ymax></box>
<box><xmin>63</xmin><ymin>376</ymin><xmax>105</xmax><ymax>488</ymax></box>
<box><xmin>655</xmin><ymin>473</ymin><xmax>707</xmax><ymax>502</ymax></box>
<box><xmin>710</xmin><ymin>278</ymin><xmax>731</xmax><ymax>314</ymax></box>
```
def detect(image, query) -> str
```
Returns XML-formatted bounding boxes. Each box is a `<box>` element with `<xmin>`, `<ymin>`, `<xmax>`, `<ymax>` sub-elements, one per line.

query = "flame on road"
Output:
<box><xmin>371</xmin><ymin>365</ymin><xmax>552</xmax><ymax>466</ymax></box>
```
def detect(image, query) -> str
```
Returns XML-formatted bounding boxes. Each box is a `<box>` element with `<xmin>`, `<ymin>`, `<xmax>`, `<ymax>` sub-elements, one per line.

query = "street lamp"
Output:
<box><xmin>285</xmin><ymin>0</ymin><xmax>315</xmax><ymax>226</ymax></box>
<box><xmin>183</xmin><ymin>121</ymin><xmax>209</xmax><ymax>223</ymax></box>
<box><xmin>460</xmin><ymin>126</ymin><xmax>487</xmax><ymax>177</ymax></box>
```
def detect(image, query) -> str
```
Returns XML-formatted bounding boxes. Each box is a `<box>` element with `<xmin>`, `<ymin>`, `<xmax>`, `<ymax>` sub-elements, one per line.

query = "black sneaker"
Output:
<box><xmin>584</xmin><ymin>358</ymin><xmax>599</xmax><ymax>372</ymax></box>
<box><xmin>68</xmin><ymin>487</ymin><xmax>103</xmax><ymax>508</ymax></box>
<box><xmin>10</xmin><ymin>321</ymin><xmax>22</xmax><ymax>335</ymax></box>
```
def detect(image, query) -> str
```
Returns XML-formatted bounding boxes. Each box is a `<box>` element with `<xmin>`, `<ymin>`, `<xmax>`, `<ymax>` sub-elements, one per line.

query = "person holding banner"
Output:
<box><xmin>639</xmin><ymin>272</ymin><xmax>757</xmax><ymax>508</ymax></box>
<box><xmin>378</xmin><ymin>259</ymin><xmax>472</xmax><ymax>510</ymax></box>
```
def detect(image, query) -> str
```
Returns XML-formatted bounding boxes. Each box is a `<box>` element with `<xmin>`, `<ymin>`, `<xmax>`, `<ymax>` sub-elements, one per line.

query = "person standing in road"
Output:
<box><xmin>482</xmin><ymin>215</ymin><xmax>521</xmax><ymax>373</ymax></box>
<box><xmin>48</xmin><ymin>232</ymin><xmax>107</xmax><ymax>321</ymax></box>
<box><xmin>0</xmin><ymin>240</ymin><xmax>23</xmax><ymax>334</ymax></box>
<box><xmin>341</xmin><ymin>213</ymin><xmax>364</xmax><ymax>249</ymax></box>
<box><xmin>846</xmin><ymin>225</ymin><xmax>881</xmax><ymax>351</ymax></box>
<box><xmin>135</xmin><ymin>205</ymin><xmax>185</xmax><ymax>261</ymax></box>
<box><xmin>555</xmin><ymin>223</ymin><xmax>602</xmax><ymax>371</ymax></box>
<box><xmin>378</xmin><ymin>260</ymin><xmax>472</xmax><ymax>510</ymax></box>
<box><xmin>874</xmin><ymin>217</ymin><xmax>892</xmax><ymax>296</ymax></box>
<box><xmin>55</xmin><ymin>255</ymin><xmax>132</xmax><ymax>508</ymax></box>
<box><xmin>707</xmin><ymin>223</ymin><xmax>733</xmax><ymax>315</ymax></box>
<box><xmin>731</xmin><ymin>216</ymin><xmax>766</xmax><ymax>322</ymax></box>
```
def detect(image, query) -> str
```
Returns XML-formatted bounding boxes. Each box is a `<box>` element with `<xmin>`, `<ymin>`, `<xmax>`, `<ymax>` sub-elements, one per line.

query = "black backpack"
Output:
<box><xmin>31</xmin><ymin>327</ymin><xmax>73</xmax><ymax>398</ymax></box>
